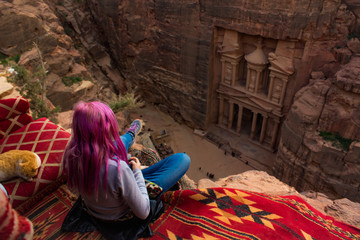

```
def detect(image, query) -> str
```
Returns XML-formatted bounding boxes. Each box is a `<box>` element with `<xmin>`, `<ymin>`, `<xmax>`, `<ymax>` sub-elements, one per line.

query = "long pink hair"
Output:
<box><xmin>62</xmin><ymin>101</ymin><xmax>128</xmax><ymax>198</ymax></box>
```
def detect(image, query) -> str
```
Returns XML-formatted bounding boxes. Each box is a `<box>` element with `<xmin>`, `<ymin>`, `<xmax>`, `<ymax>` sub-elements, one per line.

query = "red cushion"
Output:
<box><xmin>0</xmin><ymin>97</ymin><xmax>33</xmax><ymax>139</ymax></box>
<box><xmin>0</xmin><ymin>118</ymin><xmax>71</xmax><ymax>208</ymax></box>
<box><xmin>0</xmin><ymin>113</ymin><xmax>33</xmax><ymax>139</ymax></box>
<box><xmin>0</xmin><ymin>97</ymin><xmax>30</xmax><ymax>120</ymax></box>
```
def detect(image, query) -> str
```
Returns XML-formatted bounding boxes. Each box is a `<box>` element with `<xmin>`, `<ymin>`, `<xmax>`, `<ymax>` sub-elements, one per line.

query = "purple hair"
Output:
<box><xmin>62</xmin><ymin>101</ymin><xmax>128</xmax><ymax>198</ymax></box>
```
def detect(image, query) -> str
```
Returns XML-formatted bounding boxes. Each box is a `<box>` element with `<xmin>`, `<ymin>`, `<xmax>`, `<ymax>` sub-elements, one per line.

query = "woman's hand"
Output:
<box><xmin>129</xmin><ymin>157</ymin><xmax>141</xmax><ymax>170</ymax></box>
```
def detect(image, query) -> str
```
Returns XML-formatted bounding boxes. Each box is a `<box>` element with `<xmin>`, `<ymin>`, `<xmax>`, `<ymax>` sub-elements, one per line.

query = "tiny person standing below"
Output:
<box><xmin>62</xmin><ymin>101</ymin><xmax>190</xmax><ymax>239</ymax></box>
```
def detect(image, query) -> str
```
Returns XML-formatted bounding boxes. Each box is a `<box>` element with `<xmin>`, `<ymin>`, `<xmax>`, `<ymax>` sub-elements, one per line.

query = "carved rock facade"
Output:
<box><xmin>214</xmin><ymin>31</ymin><xmax>300</xmax><ymax>150</ymax></box>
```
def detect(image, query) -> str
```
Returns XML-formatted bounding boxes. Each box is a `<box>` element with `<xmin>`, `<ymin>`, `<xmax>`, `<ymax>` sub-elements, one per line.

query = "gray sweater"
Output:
<box><xmin>81</xmin><ymin>159</ymin><xmax>150</xmax><ymax>220</ymax></box>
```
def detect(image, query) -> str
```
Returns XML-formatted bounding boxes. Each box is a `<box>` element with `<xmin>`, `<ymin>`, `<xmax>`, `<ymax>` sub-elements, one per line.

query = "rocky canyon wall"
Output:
<box><xmin>0</xmin><ymin>0</ymin><xmax>95</xmax><ymax>110</ymax></box>
<box><xmin>85</xmin><ymin>0</ymin><xmax>210</xmax><ymax>126</ymax></box>
<box><xmin>0</xmin><ymin>0</ymin><xmax>125</xmax><ymax>111</ymax></box>
<box><xmin>84</xmin><ymin>0</ymin><xmax>360</xmax><ymax>201</ymax></box>
<box><xmin>85</xmin><ymin>0</ymin><xmax>355</xmax><ymax>128</ymax></box>
<box><xmin>274</xmin><ymin>55</ymin><xmax>360</xmax><ymax>202</ymax></box>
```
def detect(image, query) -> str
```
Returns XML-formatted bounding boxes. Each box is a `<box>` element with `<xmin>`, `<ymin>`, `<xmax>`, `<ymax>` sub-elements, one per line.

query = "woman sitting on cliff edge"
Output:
<box><xmin>61</xmin><ymin>101</ymin><xmax>190</xmax><ymax>239</ymax></box>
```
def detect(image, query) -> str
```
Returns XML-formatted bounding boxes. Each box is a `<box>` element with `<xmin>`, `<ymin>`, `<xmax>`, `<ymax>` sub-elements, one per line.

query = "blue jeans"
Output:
<box><xmin>121</xmin><ymin>132</ymin><xmax>190</xmax><ymax>193</ymax></box>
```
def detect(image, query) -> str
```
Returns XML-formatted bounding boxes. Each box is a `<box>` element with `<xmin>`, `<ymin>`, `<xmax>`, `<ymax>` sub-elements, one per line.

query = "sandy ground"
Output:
<box><xmin>129</xmin><ymin>104</ymin><xmax>255</xmax><ymax>183</ymax></box>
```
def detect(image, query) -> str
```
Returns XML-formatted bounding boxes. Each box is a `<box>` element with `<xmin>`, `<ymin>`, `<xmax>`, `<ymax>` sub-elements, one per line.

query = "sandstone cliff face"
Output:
<box><xmin>45</xmin><ymin>0</ymin><xmax>127</xmax><ymax>95</ymax></box>
<box><xmin>84</xmin><ymin>0</ymin><xmax>355</xmax><ymax>128</ymax></box>
<box><xmin>273</xmin><ymin>56</ymin><xmax>360</xmax><ymax>202</ymax></box>
<box><xmin>85</xmin><ymin>0</ymin><xmax>209</xmax><ymax>126</ymax></box>
<box><xmin>79</xmin><ymin>0</ymin><xmax>360</xmax><ymax>202</ymax></box>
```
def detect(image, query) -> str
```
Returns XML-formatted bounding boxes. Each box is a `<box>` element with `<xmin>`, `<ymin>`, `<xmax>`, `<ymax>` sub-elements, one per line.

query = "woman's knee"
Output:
<box><xmin>175</xmin><ymin>153</ymin><xmax>191</xmax><ymax>169</ymax></box>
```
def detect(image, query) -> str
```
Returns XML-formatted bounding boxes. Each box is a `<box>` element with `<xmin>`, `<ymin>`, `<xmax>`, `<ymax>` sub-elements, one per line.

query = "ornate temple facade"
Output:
<box><xmin>214</xmin><ymin>29</ymin><xmax>299</xmax><ymax>151</ymax></box>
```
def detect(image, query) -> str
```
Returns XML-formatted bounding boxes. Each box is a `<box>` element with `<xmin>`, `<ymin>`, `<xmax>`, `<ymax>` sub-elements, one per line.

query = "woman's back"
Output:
<box><xmin>82</xmin><ymin>159</ymin><xmax>150</xmax><ymax>221</ymax></box>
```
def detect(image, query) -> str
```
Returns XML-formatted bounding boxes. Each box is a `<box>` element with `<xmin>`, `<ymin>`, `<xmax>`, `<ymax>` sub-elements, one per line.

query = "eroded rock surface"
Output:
<box><xmin>82</xmin><ymin>0</ymin><xmax>356</xmax><ymax>128</ymax></box>
<box><xmin>200</xmin><ymin>170</ymin><xmax>298</xmax><ymax>196</ymax></box>
<box><xmin>0</xmin><ymin>0</ymin><xmax>119</xmax><ymax>111</ymax></box>
<box><xmin>273</xmin><ymin>56</ymin><xmax>360</xmax><ymax>202</ymax></box>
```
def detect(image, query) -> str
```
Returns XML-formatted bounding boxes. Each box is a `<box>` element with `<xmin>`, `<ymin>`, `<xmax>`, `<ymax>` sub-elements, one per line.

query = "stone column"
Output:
<box><xmin>218</xmin><ymin>97</ymin><xmax>224</xmax><ymax>126</ymax></box>
<box><xmin>260</xmin><ymin>115</ymin><xmax>268</xmax><ymax>143</ymax></box>
<box><xmin>236</xmin><ymin>105</ymin><xmax>243</xmax><ymax>133</ymax></box>
<box><xmin>250</xmin><ymin>111</ymin><xmax>258</xmax><ymax>139</ymax></box>
<box><xmin>227</xmin><ymin>101</ymin><xmax>234</xmax><ymax>129</ymax></box>
<box><xmin>271</xmin><ymin>119</ymin><xmax>280</xmax><ymax>149</ymax></box>
<box><xmin>267</xmin><ymin>75</ymin><xmax>275</xmax><ymax>100</ymax></box>
<box><xmin>246</xmin><ymin>67</ymin><xmax>251</xmax><ymax>91</ymax></box>
<box><xmin>280</xmin><ymin>79</ymin><xmax>288</xmax><ymax>105</ymax></box>
<box><xmin>231</xmin><ymin>63</ymin><xmax>237</xmax><ymax>86</ymax></box>
<box><xmin>221</xmin><ymin>59</ymin><xmax>225</xmax><ymax>84</ymax></box>
<box><xmin>255</xmin><ymin>70</ymin><xmax>260</xmax><ymax>93</ymax></box>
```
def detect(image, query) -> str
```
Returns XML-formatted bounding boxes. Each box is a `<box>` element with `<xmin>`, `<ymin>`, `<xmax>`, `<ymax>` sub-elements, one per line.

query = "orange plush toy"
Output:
<box><xmin>0</xmin><ymin>188</ymin><xmax>33</xmax><ymax>239</ymax></box>
<box><xmin>0</xmin><ymin>150</ymin><xmax>41</xmax><ymax>182</ymax></box>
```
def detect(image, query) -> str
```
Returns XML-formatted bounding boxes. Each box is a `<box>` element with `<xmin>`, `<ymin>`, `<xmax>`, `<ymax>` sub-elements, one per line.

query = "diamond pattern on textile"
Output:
<box><xmin>190</xmin><ymin>189</ymin><xmax>282</xmax><ymax>230</ymax></box>
<box><xmin>0</xmin><ymin>113</ymin><xmax>33</xmax><ymax>139</ymax></box>
<box><xmin>0</xmin><ymin>96</ymin><xmax>33</xmax><ymax>140</ymax></box>
<box><xmin>166</xmin><ymin>230</ymin><xmax>219</xmax><ymax>240</ymax></box>
<box><xmin>0</xmin><ymin>118</ymin><xmax>71</xmax><ymax>207</ymax></box>
<box><xmin>301</xmin><ymin>230</ymin><xmax>316</xmax><ymax>240</ymax></box>
<box><xmin>0</xmin><ymin>97</ymin><xmax>30</xmax><ymax>120</ymax></box>
<box><xmin>149</xmin><ymin>188</ymin><xmax>360</xmax><ymax>240</ymax></box>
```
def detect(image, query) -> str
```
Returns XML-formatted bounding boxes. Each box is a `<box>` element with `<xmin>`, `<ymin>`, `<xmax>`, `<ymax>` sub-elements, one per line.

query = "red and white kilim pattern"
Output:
<box><xmin>0</xmin><ymin>97</ymin><xmax>30</xmax><ymax>120</ymax></box>
<box><xmin>0</xmin><ymin>118</ymin><xmax>71</xmax><ymax>208</ymax></box>
<box><xmin>0</xmin><ymin>113</ymin><xmax>33</xmax><ymax>139</ymax></box>
<box><xmin>0</xmin><ymin>97</ymin><xmax>33</xmax><ymax>139</ymax></box>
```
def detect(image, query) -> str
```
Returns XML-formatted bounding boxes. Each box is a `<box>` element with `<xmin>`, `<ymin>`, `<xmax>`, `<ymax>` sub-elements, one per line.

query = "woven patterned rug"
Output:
<box><xmin>25</xmin><ymin>186</ymin><xmax>360</xmax><ymax>240</ymax></box>
<box><xmin>146</xmin><ymin>188</ymin><xmax>360</xmax><ymax>240</ymax></box>
<box><xmin>23</xmin><ymin>185</ymin><xmax>103</xmax><ymax>240</ymax></box>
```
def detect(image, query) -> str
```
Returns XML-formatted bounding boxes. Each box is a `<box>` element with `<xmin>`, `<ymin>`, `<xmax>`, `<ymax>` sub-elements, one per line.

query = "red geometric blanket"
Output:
<box><xmin>146</xmin><ymin>188</ymin><xmax>360</xmax><ymax>240</ymax></box>
<box><xmin>22</xmin><ymin>185</ymin><xmax>102</xmax><ymax>240</ymax></box>
<box><xmin>24</xmin><ymin>186</ymin><xmax>360</xmax><ymax>240</ymax></box>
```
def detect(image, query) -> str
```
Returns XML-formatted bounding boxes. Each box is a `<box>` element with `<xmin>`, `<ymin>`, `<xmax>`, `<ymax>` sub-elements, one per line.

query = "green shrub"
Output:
<box><xmin>8</xmin><ymin>65</ymin><xmax>29</xmax><ymax>86</ymax></box>
<box><xmin>110</xmin><ymin>92</ymin><xmax>144</xmax><ymax>113</ymax></box>
<box><xmin>10</xmin><ymin>55</ymin><xmax>21</xmax><ymax>63</ymax></box>
<box><xmin>319</xmin><ymin>131</ymin><xmax>355</xmax><ymax>151</ymax></box>
<box><xmin>62</xmin><ymin>76</ymin><xmax>82</xmax><ymax>86</ymax></box>
<box><xmin>0</xmin><ymin>53</ymin><xmax>20</xmax><ymax>65</ymax></box>
<box><xmin>0</xmin><ymin>52</ymin><xmax>8</xmax><ymax>60</ymax></box>
<box><xmin>0</xmin><ymin>52</ymin><xmax>9</xmax><ymax>65</ymax></box>
<box><xmin>9</xmin><ymin>65</ymin><xmax>61</xmax><ymax>123</ymax></box>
